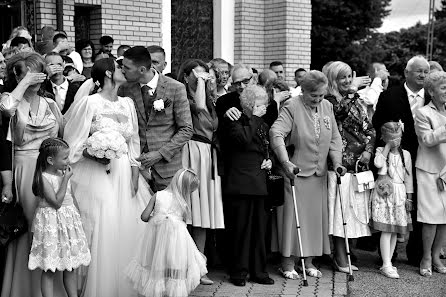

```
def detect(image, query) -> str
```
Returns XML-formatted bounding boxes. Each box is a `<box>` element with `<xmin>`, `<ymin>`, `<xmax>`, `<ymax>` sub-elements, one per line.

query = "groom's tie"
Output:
<box><xmin>141</xmin><ymin>85</ymin><xmax>152</xmax><ymax>115</ymax></box>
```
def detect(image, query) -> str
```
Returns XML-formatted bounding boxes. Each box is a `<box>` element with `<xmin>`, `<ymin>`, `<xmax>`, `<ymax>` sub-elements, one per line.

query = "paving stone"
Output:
<box><xmin>317</xmin><ymin>277</ymin><xmax>333</xmax><ymax>284</ymax></box>
<box><xmin>316</xmin><ymin>288</ymin><xmax>333</xmax><ymax>297</ymax></box>
<box><xmin>333</xmin><ymin>285</ymin><xmax>347</xmax><ymax>295</ymax></box>
<box><xmin>315</xmin><ymin>292</ymin><xmax>332</xmax><ymax>297</ymax></box>
<box><xmin>282</xmin><ymin>287</ymin><xmax>300</xmax><ymax>293</ymax></box>
<box><xmin>247</xmin><ymin>295</ymin><xmax>281</xmax><ymax>297</ymax></box>
<box><xmin>250</xmin><ymin>287</ymin><xmax>283</xmax><ymax>293</ymax></box>
<box><xmin>298</xmin><ymin>285</ymin><xmax>316</xmax><ymax>295</ymax></box>
<box><xmin>195</xmin><ymin>286</ymin><xmax>219</xmax><ymax>291</ymax></box>
<box><xmin>190</xmin><ymin>292</ymin><xmax>215</xmax><ymax>297</ymax></box>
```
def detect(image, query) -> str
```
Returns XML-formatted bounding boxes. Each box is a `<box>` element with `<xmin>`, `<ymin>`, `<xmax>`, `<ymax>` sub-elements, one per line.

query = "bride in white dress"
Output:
<box><xmin>63</xmin><ymin>58</ymin><xmax>151</xmax><ymax>297</ymax></box>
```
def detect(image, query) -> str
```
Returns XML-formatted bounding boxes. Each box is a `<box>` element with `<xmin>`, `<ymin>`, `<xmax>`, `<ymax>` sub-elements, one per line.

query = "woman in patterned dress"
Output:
<box><xmin>325</xmin><ymin>61</ymin><xmax>376</xmax><ymax>272</ymax></box>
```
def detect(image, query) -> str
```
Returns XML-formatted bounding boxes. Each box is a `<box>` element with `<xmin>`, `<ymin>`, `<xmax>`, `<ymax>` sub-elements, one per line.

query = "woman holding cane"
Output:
<box><xmin>270</xmin><ymin>70</ymin><xmax>345</xmax><ymax>279</ymax></box>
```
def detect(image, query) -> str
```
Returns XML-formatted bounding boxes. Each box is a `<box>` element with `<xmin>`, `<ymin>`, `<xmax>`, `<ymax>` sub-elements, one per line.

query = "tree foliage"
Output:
<box><xmin>311</xmin><ymin>0</ymin><xmax>391</xmax><ymax>72</ymax></box>
<box><xmin>311</xmin><ymin>0</ymin><xmax>446</xmax><ymax>85</ymax></box>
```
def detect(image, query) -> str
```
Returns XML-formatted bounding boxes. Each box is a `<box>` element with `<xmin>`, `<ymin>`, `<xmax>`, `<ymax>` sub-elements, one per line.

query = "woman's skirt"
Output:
<box><xmin>417</xmin><ymin>168</ymin><xmax>446</xmax><ymax>224</ymax></box>
<box><xmin>272</xmin><ymin>174</ymin><xmax>330</xmax><ymax>258</ymax></box>
<box><xmin>182</xmin><ymin>140</ymin><xmax>224</xmax><ymax>229</ymax></box>
<box><xmin>327</xmin><ymin>172</ymin><xmax>371</xmax><ymax>238</ymax></box>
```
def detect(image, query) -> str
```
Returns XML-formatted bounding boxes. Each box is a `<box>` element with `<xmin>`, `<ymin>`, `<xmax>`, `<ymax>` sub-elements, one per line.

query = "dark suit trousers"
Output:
<box><xmin>149</xmin><ymin>168</ymin><xmax>172</xmax><ymax>193</ymax></box>
<box><xmin>224</xmin><ymin>195</ymin><xmax>268</xmax><ymax>280</ymax></box>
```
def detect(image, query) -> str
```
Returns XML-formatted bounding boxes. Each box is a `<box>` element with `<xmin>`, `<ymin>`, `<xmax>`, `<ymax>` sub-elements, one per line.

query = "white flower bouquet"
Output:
<box><xmin>85</xmin><ymin>128</ymin><xmax>128</xmax><ymax>174</ymax></box>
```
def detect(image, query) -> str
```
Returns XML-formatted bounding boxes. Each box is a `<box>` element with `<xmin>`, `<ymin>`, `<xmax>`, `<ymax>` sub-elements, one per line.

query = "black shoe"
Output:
<box><xmin>250</xmin><ymin>276</ymin><xmax>274</xmax><ymax>285</ymax></box>
<box><xmin>230</xmin><ymin>278</ymin><xmax>246</xmax><ymax>286</ymax></box>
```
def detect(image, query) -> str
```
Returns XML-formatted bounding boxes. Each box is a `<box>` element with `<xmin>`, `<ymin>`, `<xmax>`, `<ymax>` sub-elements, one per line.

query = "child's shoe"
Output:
<box><xmin>380</xmin><ymin>266</ymin><xmax>399</xmax><ymax>279</ymax></box>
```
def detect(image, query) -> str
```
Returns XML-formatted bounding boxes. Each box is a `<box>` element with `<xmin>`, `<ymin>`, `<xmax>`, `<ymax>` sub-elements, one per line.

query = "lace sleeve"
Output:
<box><xmin>63</xmin><ymin>95</ymin><xmax>96</xmax><ymax>163</ymax></box>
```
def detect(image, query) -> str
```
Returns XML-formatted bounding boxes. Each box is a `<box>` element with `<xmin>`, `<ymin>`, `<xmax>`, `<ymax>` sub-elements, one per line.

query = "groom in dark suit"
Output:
<box><xmin>119</xmin><ymin>46</ymin><xmax>193</xmax><ymax>191</ymax></box>
<box><xmin>372</xmin><ymin>55</ymin><xmax>431</xmax><ymax>266</ymax></box>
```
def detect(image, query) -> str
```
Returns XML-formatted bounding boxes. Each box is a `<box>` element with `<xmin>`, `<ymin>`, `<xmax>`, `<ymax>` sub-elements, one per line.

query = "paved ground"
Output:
<box><xmin>348</xmin><ymin>241</ymin><xmax>446</xmax><ymax>297</ymax></box>
<box><xmin>191</xmin><ymin>261</ymin><xmax>348</xmax><ymax>297</ymax></box>
<box><xmin>190</xmin><ymin>240</ymin><xmax>446</xmax><ymax>297</ymax></box>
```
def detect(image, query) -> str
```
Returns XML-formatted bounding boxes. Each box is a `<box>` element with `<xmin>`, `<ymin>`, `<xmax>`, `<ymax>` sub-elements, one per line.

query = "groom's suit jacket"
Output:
<box><xmin>119</xmin><ymin>74</ymin><xmax>193</xmax><ymax>179</ymax></box>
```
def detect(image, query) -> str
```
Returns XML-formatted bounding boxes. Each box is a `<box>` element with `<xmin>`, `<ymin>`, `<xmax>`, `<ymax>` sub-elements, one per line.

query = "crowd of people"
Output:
<box><xmin>0</xmin><ymin>24</ymin><xmax>445</xmax><ymax>297</ymax></box>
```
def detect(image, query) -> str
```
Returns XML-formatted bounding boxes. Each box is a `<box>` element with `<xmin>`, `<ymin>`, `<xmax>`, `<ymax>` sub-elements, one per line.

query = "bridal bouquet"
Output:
<box><xmin>85</xmin><ymin>129</ymin><xmax>128</xmax><ymax>174</ymax></box>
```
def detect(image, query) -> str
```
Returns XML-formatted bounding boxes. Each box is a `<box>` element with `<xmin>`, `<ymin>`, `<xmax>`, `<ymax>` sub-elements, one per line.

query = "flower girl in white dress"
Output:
<box><xmin>28</xmin><ymin>138</ymin><xmax>91</xmax><ymax>297</ymax></box>
<box><xmin>126</xmin><ymin>169</ymin><xmax>208</xmax><ymax>297</ymax></box>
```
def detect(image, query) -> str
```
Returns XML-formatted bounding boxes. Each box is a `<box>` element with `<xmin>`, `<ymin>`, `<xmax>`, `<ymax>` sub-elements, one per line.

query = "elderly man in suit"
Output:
<box><xmin>119</xmin><ymin>46</ymin><xmax>193</xmax><ymax>192</ymax></box>
<box><xmin>373</xmin><ymin>55</ymin><xmax>431</xmax><ymax>266</ymax></box>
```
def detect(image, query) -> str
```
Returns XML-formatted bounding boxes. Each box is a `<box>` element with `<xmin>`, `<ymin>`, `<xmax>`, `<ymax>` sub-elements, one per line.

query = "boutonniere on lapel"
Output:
<box><xmin>323</xmin><ymin>116</ymin><xmax>331</xmax><ymax>130</ymax></box>
<box><xmin>153</xmin><ymin>98</ymin><xmax>172</xmax><ymax>112</ymax></box>
<box><xmin>153</xmin><ymin>99</ymin><xmax>164</xmax><ymax>111</ymax></box>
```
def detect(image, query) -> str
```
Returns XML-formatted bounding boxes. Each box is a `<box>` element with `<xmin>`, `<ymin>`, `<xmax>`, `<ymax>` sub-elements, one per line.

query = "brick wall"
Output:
<box><xmin>234</xmin><ymin>0</ymin><xmax>311</xmax><ymax>86</ymax></box>
<box><xmin>234</xmin><ymin>0</ymin><xmax>265</xmax><ymax>72</ymax></box>
<box><xmin>35</xmin><ymin>0</ymin><xmax>163</xmax><ymax>56</ymax></box>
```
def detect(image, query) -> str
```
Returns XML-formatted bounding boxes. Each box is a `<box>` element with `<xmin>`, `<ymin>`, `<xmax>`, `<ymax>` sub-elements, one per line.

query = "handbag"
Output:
<box><xmin>352</xmin><ymin>160</ymin><xmax>375</xmax><ymax>193</ymax></box>
<box><xmin>0</xmin><ymin>199</ymin><xmax>28</xmax><ymax>246</ymax></box>
<box><xmin>257</xmin><ymin>124</ymin><xmax>285</xmax><ymax>210</ymax></box>
<box><xmin>266</xmin><ymin>172</ymin><xmax>285</xmax><ymax>210</ymax></box>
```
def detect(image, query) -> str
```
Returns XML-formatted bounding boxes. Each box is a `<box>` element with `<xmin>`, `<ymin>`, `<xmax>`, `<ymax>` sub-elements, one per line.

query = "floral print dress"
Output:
<box><xmin>325</xmin><ymin>93</ymin><xmax>376</xmax><ymax>171</ymax></box>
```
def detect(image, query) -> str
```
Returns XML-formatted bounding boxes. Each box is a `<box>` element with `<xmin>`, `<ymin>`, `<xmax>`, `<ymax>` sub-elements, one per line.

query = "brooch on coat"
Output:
<box><xmin>323</xmin><ymin>116</ymin><xmax>331</xmax><ymax>130</ymax></box>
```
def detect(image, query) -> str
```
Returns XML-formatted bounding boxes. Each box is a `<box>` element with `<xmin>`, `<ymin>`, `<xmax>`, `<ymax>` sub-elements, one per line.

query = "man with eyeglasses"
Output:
<box><xmin>216</xmin><ymin>64</ymin><xmax>254</xmax><ymax>121</ymax></box>
<box><xmin>372</xmin><ymin>55</ymin><xmax>431</xmax><ymax>267</ymax></box>
<box><xmin>216</xmin><ymin>64</ymin><xmax>278</xmax><ymax>126</ymax></box>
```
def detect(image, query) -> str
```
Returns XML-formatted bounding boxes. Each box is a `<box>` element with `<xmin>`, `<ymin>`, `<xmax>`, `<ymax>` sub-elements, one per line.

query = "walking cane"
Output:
<box><xmin>336</xmin><ymin>168</ymin><xmax>354</xmax><ymax>281</ymax></box>
<box><xmin>290</xmin><ymin>167</ymin><xmax>308</xmax><ymax>286</ymax></box>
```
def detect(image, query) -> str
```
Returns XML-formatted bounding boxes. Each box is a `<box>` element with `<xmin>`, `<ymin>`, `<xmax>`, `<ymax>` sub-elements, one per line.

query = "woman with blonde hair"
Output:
<box><xmin>325</xmin><ymin>61</ymin><xmax>375</xmax><ymax>273</ymax></box>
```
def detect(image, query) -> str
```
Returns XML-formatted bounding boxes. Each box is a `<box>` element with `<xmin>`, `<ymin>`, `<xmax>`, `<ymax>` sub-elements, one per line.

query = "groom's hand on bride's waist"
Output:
<box><xmin>136</xmin><ymin>151</ymin><xmax>163</xmax><ymax>168</ymax></box>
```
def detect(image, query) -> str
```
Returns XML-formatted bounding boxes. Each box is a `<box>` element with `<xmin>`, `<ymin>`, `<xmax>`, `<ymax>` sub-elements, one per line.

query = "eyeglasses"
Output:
<box><xmin>233</xmin><ymin>76</ymin><xmax>252</xmax><ymax>87</ymax></box>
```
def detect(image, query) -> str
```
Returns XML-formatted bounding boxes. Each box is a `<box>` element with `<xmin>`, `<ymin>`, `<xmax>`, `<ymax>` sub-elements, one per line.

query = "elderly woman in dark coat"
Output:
<box><xmin>220</xmin><ymin>84</ymin><xmax>274</xmax><ymax>287</ymax></box>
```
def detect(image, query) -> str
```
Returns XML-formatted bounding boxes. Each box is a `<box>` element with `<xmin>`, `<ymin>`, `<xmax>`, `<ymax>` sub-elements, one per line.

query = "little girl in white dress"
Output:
<box><xmin>28</xmin><ymin>138</ymin><xmax>91</xmax><ymax>297</ymax></box>
<box><xmin>126</xmin><ymin>169</ymin><xmax>207</xmax><ymax>297</ymax></box>
<box><xmin>370</xmin><ymin>121</ymin><xmax>413</xmax><ymax>279</ymax></box>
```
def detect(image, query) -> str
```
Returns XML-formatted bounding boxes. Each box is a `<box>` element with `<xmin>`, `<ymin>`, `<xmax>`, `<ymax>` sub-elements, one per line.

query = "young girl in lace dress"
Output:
<box><xmin>28</xmin><ymin>138</ymin><xmax>91</xmax><ymax>297</ymax></box>
<box><xmin>125</xmin><ymin>168</ymin><xmax>207</xmax><ymax>297</ymax></box>
<box><xmin>370</xmin><ymin>122</ymin><xmax>413</xmax><ymax>279</ymax></box>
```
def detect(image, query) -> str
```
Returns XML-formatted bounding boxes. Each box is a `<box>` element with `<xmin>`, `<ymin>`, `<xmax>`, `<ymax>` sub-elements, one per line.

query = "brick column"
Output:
<box><xmin>234</xmin><ymin>0</ymin><xmax>311</xmax><ymax>86</ymax></box>
<box><xmin>234</xmin><ymin>0</ymin><xmax>265</xmax><ymax>71</ymax></box>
